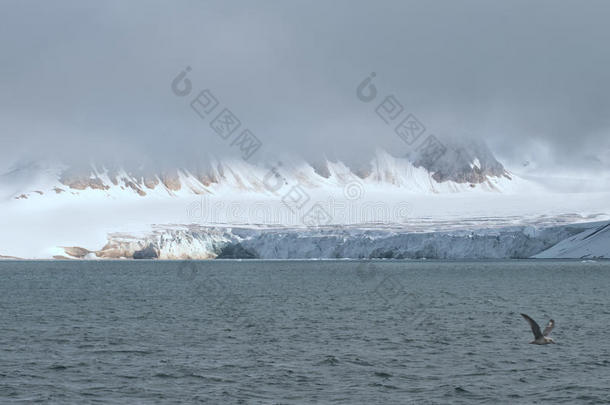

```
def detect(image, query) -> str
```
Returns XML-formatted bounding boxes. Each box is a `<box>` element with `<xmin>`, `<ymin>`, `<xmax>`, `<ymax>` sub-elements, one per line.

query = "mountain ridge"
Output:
<box><xmin>1</xmin><ymin>146</ymin><xmax>521</xmax><ymax>201</ymax></box>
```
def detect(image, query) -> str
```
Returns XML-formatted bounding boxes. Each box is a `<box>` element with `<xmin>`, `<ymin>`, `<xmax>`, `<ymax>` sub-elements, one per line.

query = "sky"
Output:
<box><xmin>1</xmin><ymin>0</ymin><xmax>609</xmax><ymax>173</ymax></box>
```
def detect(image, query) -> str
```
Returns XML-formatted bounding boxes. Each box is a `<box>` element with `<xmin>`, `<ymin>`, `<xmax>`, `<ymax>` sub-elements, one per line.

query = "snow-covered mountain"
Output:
<box><xmin>0</xmin><ymin>146</ymin><xmax>523</xmax><ymax>202</ymax></box>
<box><xmin>1</xmin><ymin>143</ymin><xmax>609</xmax><ymax>259</ymax></box>
<box><xmin>408</xmin><ymin>138</ymin><xmax>508</xmax><ymax>184</ymax></box>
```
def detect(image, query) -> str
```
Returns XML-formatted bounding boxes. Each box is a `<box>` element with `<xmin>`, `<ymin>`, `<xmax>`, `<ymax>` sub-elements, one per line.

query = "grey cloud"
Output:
<box><xmin>1</xmin><ymin>0</ymin><xmax>609</xmax><ymax>172</ymax></box>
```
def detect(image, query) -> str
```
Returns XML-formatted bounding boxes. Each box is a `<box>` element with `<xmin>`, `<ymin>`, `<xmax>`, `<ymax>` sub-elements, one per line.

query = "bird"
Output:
<box><xmin>521</xmin><ymin>313</ymin><xmax>555</xmax><ymax>344</ymax></box>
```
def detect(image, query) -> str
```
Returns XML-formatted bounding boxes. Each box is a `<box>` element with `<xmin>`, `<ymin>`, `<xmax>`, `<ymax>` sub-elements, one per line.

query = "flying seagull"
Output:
<box><xmin>521</xmin><ymin>313</ymin><xmax>555</xmax><ymax>344</ymax></box>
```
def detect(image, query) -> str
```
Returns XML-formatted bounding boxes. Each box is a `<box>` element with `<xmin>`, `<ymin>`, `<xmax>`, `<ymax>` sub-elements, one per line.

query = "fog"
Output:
<box><xmin>1</xmin><ymin>0</ymin><xmax>609</xmax><ymax>173</ymax></box>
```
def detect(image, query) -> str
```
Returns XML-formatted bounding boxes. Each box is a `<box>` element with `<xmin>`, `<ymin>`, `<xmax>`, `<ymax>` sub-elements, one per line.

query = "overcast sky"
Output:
<box><xmin>1</xmin><ymin>0</ymin><xmax>609</xmax><ymax>172</ymax></box>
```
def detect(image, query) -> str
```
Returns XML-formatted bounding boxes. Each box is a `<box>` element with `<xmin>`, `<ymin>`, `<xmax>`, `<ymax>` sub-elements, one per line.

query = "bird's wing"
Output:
<box><xmin>542</xmin><ymin>319</ymin><xmax>555</xmax><ymax>336</ymax></box>
<box><xmin>521</xmin><ymin>313</ymin><xmax>542</xmax><ymax>339</ymax></box>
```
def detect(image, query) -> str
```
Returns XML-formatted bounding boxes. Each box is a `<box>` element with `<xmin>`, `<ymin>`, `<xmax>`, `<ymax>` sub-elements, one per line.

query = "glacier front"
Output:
<box><xmin>52</xmin><ymin>222</ymin><xmax>606</xmax><ymax>260</ymax></box>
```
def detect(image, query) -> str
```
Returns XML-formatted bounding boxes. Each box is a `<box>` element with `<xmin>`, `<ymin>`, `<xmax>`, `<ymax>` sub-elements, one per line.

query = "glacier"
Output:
<box><xmin>52</xmin><ymin>222</ymin><xmax>603</xmax><ymax>260</ymax></box>
<box><xmin>535</xmin><ymin>222</ymin><xmax>610</xmax><ymax>259</ymax></box>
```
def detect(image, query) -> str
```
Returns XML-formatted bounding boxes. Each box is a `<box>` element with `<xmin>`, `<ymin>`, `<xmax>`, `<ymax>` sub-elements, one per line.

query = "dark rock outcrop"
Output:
<box><xmin>133</xmin><ymin>244</ymin><xmax>159</xmax><ymax>259</ymax></box>
<box><xmin>408</xmin><ymin>138</ymin><xmax>508</xmax><ymax>184</ymax></box>
<box><xmin>216</xmin><ymin>243</ymin><xmax>259</xmax><ymax>259</ymax></box>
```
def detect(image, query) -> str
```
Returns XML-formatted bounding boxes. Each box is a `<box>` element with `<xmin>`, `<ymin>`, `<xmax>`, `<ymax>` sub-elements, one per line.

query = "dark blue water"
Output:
<box><xmin>1</xmin><ymin>260</ymin><xmax>609</xmax><ymax>404</ymax></box>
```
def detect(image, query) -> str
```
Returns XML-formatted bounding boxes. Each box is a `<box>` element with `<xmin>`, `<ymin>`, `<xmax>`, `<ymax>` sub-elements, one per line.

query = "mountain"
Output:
<box><xmin>408</xmin><ymin>138</ymin><xmax>508</xmax><ymax>183</ymax></box>
<box><xmin>2</xmin><ymin>142</ymin><xmax>609</xmax><ymax>259</ymax></box>
<box><xmin>0</xmin><ymin>145</ymin><xmax>523</xmax><ymax>202</ymax></box>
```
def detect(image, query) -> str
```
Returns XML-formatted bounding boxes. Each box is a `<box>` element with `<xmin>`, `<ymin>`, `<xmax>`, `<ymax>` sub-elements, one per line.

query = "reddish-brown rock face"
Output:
<box><xmin>59</xmin><ymin>168</ymin><xmax>110</xmax><ymax>191</ymax></box>
<box><xmin>160</xmin><ymin>170</ymin><xmax>181</xmax><ymax>191</ymax></box>
<box><xmin>143</xmin><ymin>175</ymin><xmax>159</xmax><ymax>189</ymax></box>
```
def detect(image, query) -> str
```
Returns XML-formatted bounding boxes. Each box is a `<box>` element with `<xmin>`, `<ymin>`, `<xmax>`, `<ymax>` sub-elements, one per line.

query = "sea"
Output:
<box><xmin>1</xmin><ymin>260</ymin><xmax>609</xmax><ymax>404</ymax></box>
